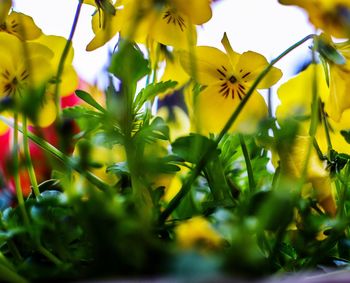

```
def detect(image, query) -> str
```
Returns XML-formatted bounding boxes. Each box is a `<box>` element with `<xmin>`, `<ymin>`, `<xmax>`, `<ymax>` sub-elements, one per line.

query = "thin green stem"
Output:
<box><xmin>319</xmin><ymin>99</ymin><xmax>333</xmax><ymax>154</ymax></box>
<box><xmin>239</xmin><ymin>134</ymin><xmax>256</xmax><ymax>192</ymax></box>
<box><xmin>0</xmin><ymin>262</ymin><xmax>28</xmax><ymax>283</ymax></box>
<box><xmin>36</xmin><ymin>244</ymin><xmax>62</xmax><ymax>266</ymax></box>
<box><xmin>158</xmin><ymin>34</ymin><xmax>316</xmax><ymax>224</ymax></box>
<box><xmin>13</xmin><ymin>113</ymin><xmax>30</xmax><ymax>227</ymax></box>
<box><xmin>22</xmin><ymin>117</ymin><xmax>40</xmax><ymax>198</ymax></box>
<box><xmin>53</xmin><ymin>0</ymin><xmax>83</xmax><ymax>117</ymax></box>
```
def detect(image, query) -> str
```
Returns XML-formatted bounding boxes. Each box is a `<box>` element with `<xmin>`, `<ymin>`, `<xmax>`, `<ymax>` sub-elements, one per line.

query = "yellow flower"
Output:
<box><xmin>120</xmin><ymin>0</ymin><xmax>212</xmax><ymax>49</ymax></box>
<box><xmin>276</xmin><ymin>135</ymin><xmax>336</xmax><ymax>216</ymax></box>
<box><xmin>0</xmin><ymin>33</ymin><xmax>55</xmax><ymax>133</ymax></box>
<box><xmin>0</xmin><ymin>0</ymin><xmax>42</xmax><ymax>40</ymax></box>
<box><xmin>175</xmin><ymin>216</ymin><xmax>223</xmax><ymax>251</ymax></box>
<box><xmin>277</xmin><ymin>63</ymin><xmax>350</xmax><ymax>155</ymax></box>
<box><xmin>85</xmin><ymin>0</ymin><xmax>124</xmax><ymax>51</ymax></box>
<box><xmin>34</xmin><ymin>35</ymin><xmax>79</xmax><ymax>97</ymax></box>
<box><xmin>317</xmin><ymin>36</ymin><xmax>350</xmax><ymax>121</ymax></box>
<box><xmin>73</xmin><ymin>140</ymin><xmax>126</xmax><ymax>186</ymax></box>
<box><xmin>180</xmin><ymin>33</ymin><xmax>282</xmax><ymax>135</ymax></box>
<box><xmin>276</xmin><ymin>64</ymin><xmax>341</xmax><ymax>215</ymax></box>
<box><xmin>157</xmin><ymin>105</ymin><xmax>190</xmax><ymax>141</ymax></box>
<box><xmin>279</xmin><ymin>0</ymin><xmax>350</xmax><ymax>38</ymax></box>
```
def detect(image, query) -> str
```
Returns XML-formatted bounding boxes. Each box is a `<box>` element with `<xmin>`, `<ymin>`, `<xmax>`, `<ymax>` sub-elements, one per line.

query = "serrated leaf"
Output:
<box><xmin>62</xmin><ymin>106</ymin><xmax>102</xmax><ymax>119</ymax></box>
<box><xmin>135</xmin><ymin>80</ymin><xmax>178</xmax><ymax>111</ymax></box>
<box><xmin>134</xmin><ymin>117</ymin><xmax>170</xmax><ymax>143</ymax></box>
<box><xmin>106</xmin><ymin>162</ymin><xmax>130</xmax><ymax>176</ymax></box>
<box><xmin>75</xmin><ymin>90</ymin><xmax>106</xmax><ymax>113</ymax></box>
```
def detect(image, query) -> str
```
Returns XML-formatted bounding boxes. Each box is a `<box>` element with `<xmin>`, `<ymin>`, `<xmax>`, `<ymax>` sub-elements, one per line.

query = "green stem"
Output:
<box><xmin>239</xmin><ymin>134</ymin><xmax>256</xmax><ymax>192</ymax></box>
<box><xmin>0</xmin><ymin>116</ymin><xmax>110</xmax><ymax>192</ymax></box>
<box><xmin>53</xmin><ymin>0</ymin><xmax>83</xmax><ymax>117</ymax></box>
<box><xmin>158</xmin><ymin>34</ymin><xmax>316</xmax><ymax>224</ymax></box>
<box><xmin>36</xmin><ymin>244</ymin><xmax>62</xmax><ymax>266</ymax></box>
<box><xmin>319</xmin><ymin>99</ymin><xmax>333</xmax><ymax>155</ymax></box>
<box><xmin>13</xmin><ymin>113</ymin><xmax>30</xmax><ymax>227</ymax></box>
<box><xmin>0</xmin><ymin>262</ymin><xmax>28</xmax><ymax>283</ymax></box>
<box><xmin>22</xmin><ymin>117</ymin><xmax>40</xmax><ymax>198</ymax></box>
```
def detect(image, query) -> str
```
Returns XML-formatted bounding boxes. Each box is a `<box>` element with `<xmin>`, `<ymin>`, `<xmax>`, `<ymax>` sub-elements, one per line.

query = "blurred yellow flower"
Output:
<box><xmin>0</xmin><ymin>0</ymin><xmax>42</xmax><ymax>40</ymax></box>
<box><xmin>180</xmin><ymin>33</ymin><xmax>282</xmax><ymax>135</ymax></box>
<box><xmin>276</xmin><ymin>64</ymin><xmax>342</xmax><ymax>215</ymax></box>
<box><xmin>279</xmin><ymin>0</ymin><xmax>350</xmax><ymax>38</ymax></box>
<box><xmin>175</xmin><ymin>216</ymin><xmax>223</xmax><ymax>251</ymax></box>
<box><xmin>157</xmin><ymin>105</ymin><xmax>190</xmax><ymax>141</ymax></box>
<box><xmin>277</xmin><ymin>63</ymin><xmax>350</xmax><ymax>155</ymax></box>
<box><xmin>0</xmin><ymin>33</ymin><xmax>55</xmax><ymax>133</ymax></box>
<box><xmin>85</xmin><ymin>0</ymin><xmax>123</xmax><ymax>51</ymax></box>
<box><xmin>34</xmin><ymin>35</ymin><xmax>79</xmax><ymax>97</ymax></box>
<box><xmin>120</xmin><ymin>0</ymin><xmax>212</xmax><ymax>49</ymax></box>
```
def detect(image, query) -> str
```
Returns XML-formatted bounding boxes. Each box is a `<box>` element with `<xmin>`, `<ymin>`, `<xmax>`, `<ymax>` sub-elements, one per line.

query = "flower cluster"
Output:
<box><xmin>2</xmin><ymin>1</ymin><xmax>350</xmax><ymax>281</ymax></box>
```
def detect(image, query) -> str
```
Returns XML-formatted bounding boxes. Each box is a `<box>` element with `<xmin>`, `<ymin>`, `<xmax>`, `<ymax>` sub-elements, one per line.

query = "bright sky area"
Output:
<box><xmin>13</xmin><ymin>0</ymin><xmax>315</xmax><ymax>109</ymax></box>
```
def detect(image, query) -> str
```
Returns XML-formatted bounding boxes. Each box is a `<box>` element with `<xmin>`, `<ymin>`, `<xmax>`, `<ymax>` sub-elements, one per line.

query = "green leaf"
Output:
<box><xmin>134</xmin><ymin>116</ymin><xmax>170</xmax><ymax>143</ymax></box>
<box><xmin>109</xmin><ymin>40</ymin><xmax>150</xmax><ymax>84</ymax></box>
<box><xmin>172</xmin><ymin>134</ymin><xmax>218</xmax><ymax>164</ymax></box>
<box><xmin>135</xmin><ymin>80</ymin><xmax>178</xmax><ymax>111</ymax></box>
<box><xmin>106</xmin><ymin>162</ymin><xmax>130</xmax><ymax>176</ymax></box>
<box><xmin>98</xmin><ymin>0</ymin><xmax>116</xmax><ymax>15</ymax></box>
<box><xmin>75</xmin><ymin>90</ymin><xmax>106</xmax><ymax>113</ymax></box>
<box><xmin>62</xmin><ymin>106</ymin><xmax>102</xmax><ymax>120</ymax></box>
<box><xmin>341</xmin><ymin>130</ymin><xmax>350</xmax><ymax>144</ymax></box>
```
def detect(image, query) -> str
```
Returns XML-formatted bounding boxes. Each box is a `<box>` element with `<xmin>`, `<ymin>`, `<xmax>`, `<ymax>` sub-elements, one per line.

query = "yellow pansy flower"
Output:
<box><xmin>34</xmin><ymin>35</ymin><xmax>79</xmax><ymax>97</ymax></box>
<box><xmin>277</xmin><ymin>63</ymin><xmax>350</xmax><ymax>155</ymax></box>
<box><xmin>276</xmin><ymin>64</ymin><xmax>343</xmax><ymax>215</ymax></box>
<box><xmin>276</xmin><ymin>135</ymin><xmax>336</xmax><ymax>215</ymax></box>
<box><xmin>73</xmin><ymin>141</ymin><xmax>126</xmax><ymax>186</ymax></box>
<box><xmin>157</xmin><ymin>105</ymin><xmax>190</xmax><ymax>141</ymax></box>
<box><xmin>180</xmin><ymin>33</ymin><xmax>282</xmax><ymax>135</ymax></box>
<box><xmin>0</xmin><ymin>0</ymin><xmax>42</xmax><ymax>40</ymax></box>
<box><xmin>175</xmin><ymin>216</ymin><xmax>223</xmax><ymax>251</ymax></box>
<box><xmin>317</xmin><ymin>36</ymin><xmax>350</xmax><ymax>121</ymax></box>
<box><xmin>85</xmin><ymin>0</ymin><xmax>124</xmax><ymax>51</ymax></box>
<box><xmin>0</xmin><ymin>33</ymin><xmax>55</xmax><ymax>133</ymax></box>
<box><xmin>279</xmin><ymin>0</ymin><xmax>350</xmax><ymax>38</ymax></box>
<box><xmin>120</xmin><ymin>0</ymin><xmax>212</xmax><ymax>49</ymax></box>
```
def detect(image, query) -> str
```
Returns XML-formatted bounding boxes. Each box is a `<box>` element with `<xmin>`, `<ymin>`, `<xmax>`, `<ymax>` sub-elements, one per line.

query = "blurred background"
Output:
<box><xmin>13</xmin><ymin>0</ymin><xmax>314</xmax><ymax>110</ymax></box>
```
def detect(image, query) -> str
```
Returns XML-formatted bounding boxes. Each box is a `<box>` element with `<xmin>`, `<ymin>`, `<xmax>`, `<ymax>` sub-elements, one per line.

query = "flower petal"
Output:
<box><xmin>5</xmin><ymin>12</ymin><xmax>42</xmax><ymax>40</ymax></box>
<box><xmin>194</xmin><ymin>84</ymin><xmax>268</xmax><ymax>134</ymax></box>
<box><xmin>149</xmin><ymin>11</ymin><xmax>197</xmax><ymax>49</ymax></box>
<box><xmin>236</xmin><ymin>51</ymin><xmax>282</xmax><ymax>88</ymax></box>
<box><xmin>172</xmin><ymin>0</ymin><xmax>212</xmax><ymax>25</ymax></box>
<box><xmin>180</xmin><ymin>46</ymin><xmax>231</xmax><ymax>85</ymax></box>
<box><xmin>326</xmin><ymin>65</ymin><xmax>350</xmax><ymax>121</ymax></box>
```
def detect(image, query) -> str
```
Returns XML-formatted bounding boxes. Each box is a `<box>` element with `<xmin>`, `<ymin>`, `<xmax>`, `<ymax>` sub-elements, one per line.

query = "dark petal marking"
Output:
<box><xmin>219</xmin><ymin>85</ymin><xmax>228</xmax><ymax>93</ymax></box>
<box><xmin>237</xmin><ymin>88</ymin><xmax>244</xmax><ymax>100</ymax></box>
<box><xmin>242</xmin><ymin>72</ymin><xmax>251</xmax><ymax>79</ymax></box>
<box><xmin>223</xmin><ymin>88</ymin><xmax>230</xmax><ymax>98</ymax></box>
<box><xmin>231</xmin><ymin>88</ymin><xmax>235</xmax><ymax>99</ymax></box>
<box><xmin>217</xmin><ymin>68</ymin><xmax>226</xmax><ymax>78</ymax></box>
<box><xmin>238</xmin><ymin>84</ymin><xmax>245</xmax><ymax>90</ymax></box>
<box><xmin>222</xmin><ymin>65</ymin><xmax>227</xmax><ymax>71</ymax></box>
